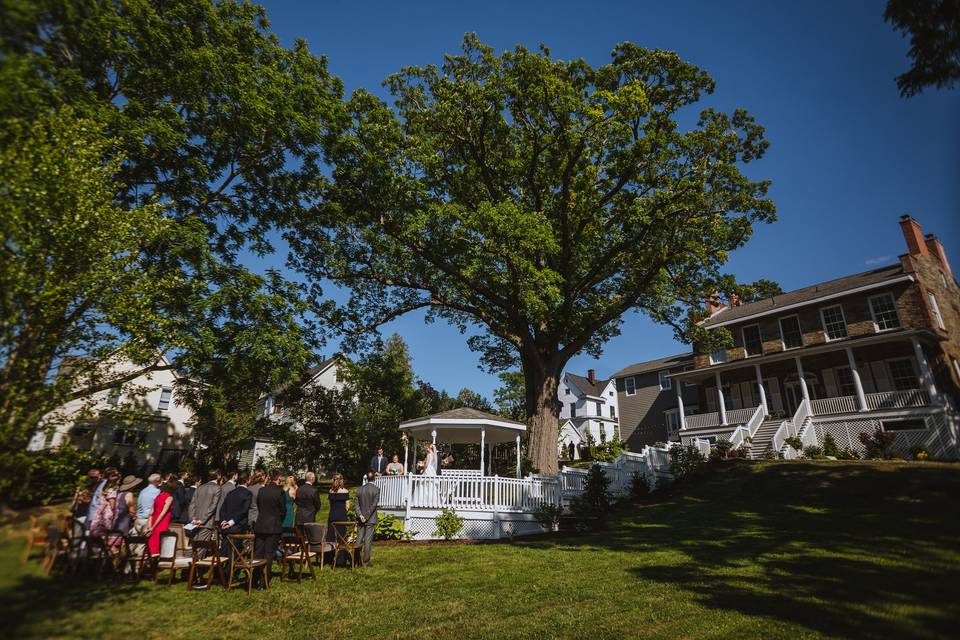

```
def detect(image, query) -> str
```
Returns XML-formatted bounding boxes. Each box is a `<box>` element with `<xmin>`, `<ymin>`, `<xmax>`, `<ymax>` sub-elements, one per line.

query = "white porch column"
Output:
<box><xmin>754</xmin><ymin>364</ymin><xmax>768</xmax><ymax>416</ymax></box>
<box><xmin>515</xmin><ymin>434</ymin><xmax>521</xmax><ymax>478</ymax></box>
<box><xmin>795</xmin><ymin>356</ymin><xmax>810</xmax><ymax>404</ymax></box>
<box><xmin>845</xmin><ymin>347</ymin><xmax>868</xmax><ymax>411</ymax></box>
<box><xmin>410</xmin><ymin>436</ymin><xmax>416</xmax><ymax>473</ymax></box>
<box><xmin>715</xmin><ymin>370</ymin><xmax>728</xmax><ymax>425</ymax></box>
<box><xmin>675</xmin><ymin>379</ymin><xmax>687</xmax><ymax>431</ymax></box>
<box><xmin>480</xmin><ymin>428</ymin><xmax>486</xmax><ymax>473</ymax></box>
<box><xmin>404</xmin><ymin>442</ymin><xmax>409</xmax><ymax>473</ymax></box>
<box><xmin>911</xmin><ymin>337</ymin><xmax>940</xmax><ymax>403</ymax></box>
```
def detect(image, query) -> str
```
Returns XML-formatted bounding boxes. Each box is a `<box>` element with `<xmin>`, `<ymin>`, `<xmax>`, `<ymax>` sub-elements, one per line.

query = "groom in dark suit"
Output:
<box><xmin>294</xmin><ymin>472</ymin><xmax>321</xmax><ymax>526</ymax></box>
<box><xmin>369</xmin><ymin>447</ymin><xmax>388</xmax><ymax>475</ymax></box>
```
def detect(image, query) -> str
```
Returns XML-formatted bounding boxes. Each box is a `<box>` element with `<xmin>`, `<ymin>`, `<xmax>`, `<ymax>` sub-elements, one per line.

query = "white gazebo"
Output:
<box><xmin>399</xmin><ymin>407</ymin><xmax>526</xmax><ymax>478</ymax></box>
<box><xmin>373</xmin><ymin>408</ymin><xmax>560</xmax><ymax>540</ymax></box>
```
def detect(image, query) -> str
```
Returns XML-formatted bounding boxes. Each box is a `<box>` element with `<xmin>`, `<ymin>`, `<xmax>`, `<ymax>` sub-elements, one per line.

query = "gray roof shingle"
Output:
<box><xmin>610</xmin><ymin>352</ymin><xmax>694</xmax><ymax>379</ymax></box>
<box><xmin>565</xmin><ymin>373</ymin><xmax>612</xmax><ymax>397</ymax></box>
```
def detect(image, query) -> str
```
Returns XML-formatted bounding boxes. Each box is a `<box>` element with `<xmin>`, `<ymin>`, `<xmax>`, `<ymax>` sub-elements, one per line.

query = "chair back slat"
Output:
<box><xmin>158</xmin><ymin>532</ymin><xmax>178</xmax><ymax>561</ymax></box>
<box><xmin>227</xmin><ymin>534</ymin><xmax>255</xmax><ymax>566</ymax></box>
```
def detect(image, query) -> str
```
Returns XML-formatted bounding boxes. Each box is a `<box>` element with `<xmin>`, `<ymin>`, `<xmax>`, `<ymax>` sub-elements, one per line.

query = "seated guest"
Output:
<box><xmin>219</xmin><ymin>471</ymin><xmax>252</xmax><ymax>559</ymax></box>
<box><xmin>294</xmin><ymin>472</ymin><xmax>321</xmax><ymax>527</ymax></box>
<box><xmin>386</xmin><ymin>454</ymin><xmax>404</xmax><ymax>475</ymax></box>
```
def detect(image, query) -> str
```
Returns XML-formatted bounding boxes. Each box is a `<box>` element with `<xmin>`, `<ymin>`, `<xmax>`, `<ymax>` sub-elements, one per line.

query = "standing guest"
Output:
<box><xmin>217</xmin><ymin>470</ymin><xmax>238</xmax><ymax>523</ymax></box>
<box><xmin>253</xmin><ymin>469</ymin><xmax>285</xmax><ymax>585</ymax></box>
<box><xmin>294</xmin><ymin>472</ymin><xmax>321</xmax><ymax>527</ymax></box>
<box><xmin>282</xmin><ymin>475</ymin><xmax>297</xmax><ymax>531</ymax></box>
<box><xmin>439</xmin><ymin>445</ymin><xmax>454</xmax><ymax>473</ymax></box>
<box><xmin>356</xmin><ymin>472</ymin><xmax>380</xmax><ymax>568</ymax></box>
<box><xmin>112</xmin><ymin>475</ymin><xmax>139</xmax><ymax>538</ymax></box>
<box><xmin>386</xmin><ymin>454</ymin><xmax>404</xmax><ymax>475</ymax></box>
<box><xmin>369</xmin><ymin>447</ymin><xmax>388</xmax><ymax>476</ymax></box>
<box><xmin>86</xmin><ymin>466</ymin><xmax>117</xmax><ymax>531</ymax></box>
<box><xmin>145</xmin><ymin>481</ymin><xmax>176</xmax><ymax>555</ymax></box>
<box><xmin>325</xmin><ymin>473</ymin><xmax>350</xmax><ymax>550</ymax></box>
<box><xmin>247</xmin><ymin>470</ymin><xmax>264</xmax><ymax>531</ymax></box>
<box><xmin>170</xmin><ymin>471</ymin><xmax>188</xmax><ymax>524</ymax></box>
<box><xmin>218</xmin><ymin>471</ymin><xmax>252</xmax><ymax>559</ymax></box>
<box><xmin>71</xmin><ymin>470</ymin><xmax>101</xmax><ymax>520</ymax></box>
<box><xmin>188</xmin><ymin>469</ymin><xmax>222</xmax><ymax>545</ymax></box>
<box><xmin>135</xmin><ymin>474</ymin><xmax>162</xmax><ymax>534</ymax></box>
<box><xmin>89</xmin><ymin>469</ymin><xmax>121</xmax><ymax>537</ymax></box>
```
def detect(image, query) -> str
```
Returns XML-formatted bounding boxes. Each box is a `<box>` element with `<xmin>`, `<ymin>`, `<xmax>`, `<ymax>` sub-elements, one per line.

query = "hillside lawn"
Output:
<box><xmin>2</xmin><ymin>460</ymin><xmax>958</xmax><ymax>639</ymax></box>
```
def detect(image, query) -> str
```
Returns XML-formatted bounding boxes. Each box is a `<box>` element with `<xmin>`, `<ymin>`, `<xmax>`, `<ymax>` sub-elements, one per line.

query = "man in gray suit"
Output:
<box><xmin>189</xmin><ymin>468</ymin><xmax>223</xmax><ymax>545</ymax></box>
<box><xmin>356</xmin><ymin>472</ymin><xmax>380</xmax><ymax>568</ymax></box>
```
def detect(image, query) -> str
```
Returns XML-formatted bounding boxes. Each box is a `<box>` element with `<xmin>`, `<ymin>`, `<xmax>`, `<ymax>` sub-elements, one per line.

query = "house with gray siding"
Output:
<box><xmin>611</xmin><ymin>353</ymin><xmax>697</xmax><ymax>449</ymax></box>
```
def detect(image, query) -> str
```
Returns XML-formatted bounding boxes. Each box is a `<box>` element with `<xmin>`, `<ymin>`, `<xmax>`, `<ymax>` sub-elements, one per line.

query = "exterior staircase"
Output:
<box><xmin>746</xmin><ymin>419</ymin><xmax>783</xmax><ymax>459</ymax></box>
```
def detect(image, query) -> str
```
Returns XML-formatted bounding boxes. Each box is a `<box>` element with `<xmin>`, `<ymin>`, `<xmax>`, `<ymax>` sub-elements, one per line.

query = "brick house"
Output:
<box><xmin>609</xmin><ymin>353</ymin><xmax>697</xmax><ymax>449</ymax></box>
<box><xmin>669</xmin><ymin>216</ymin><xmax>959</xmax><ymax>458</ymax></box>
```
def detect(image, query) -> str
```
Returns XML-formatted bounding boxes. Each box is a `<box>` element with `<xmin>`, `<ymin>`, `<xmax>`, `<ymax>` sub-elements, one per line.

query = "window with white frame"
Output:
<box><xmin>595</xmin><ymin>401</ymin><xmax>602</xmax><ymax>416</ymax></box>
<box><xmin>742</xmin><ymin>324</ymin><xmax>763</xmax><ymax>356</ymax></box>
<box><xmin>569</xmin><ymin>402</ymin><xmax>576</xmax><ymax>416</ymax></box>
<box><xmin>779</xmin><ymin>315</ymin><xmax>804</xmax><ymax>350</ymax></box>
<box><xmin>887</xmin><ymin>358</ymin><xmax>917</xmax><ymax>391</ymax></box>
<box><xmin>157</xmin><ymin>387</ymin><xmax>173</xmax><ymax>411</ymax></box>
<box><xmin>112</xmin><ymin>427</ymin><xmax>147</xmax><ymax>446</ymax></box>
<box><xmin>683</xmin><ymin>366</ymin><xmax>697</xmax><ymax>387</ymax></box>
<box><xmin>610</xmin><ymin>405</ymin><xmax>616</xmax><ymax>418</ymax></box>
<box><xmin>565</xmin><ymin>386</ymin><xmax>570</xmax><ymax>395</ymax></box>
<box><xmin>928</xmin><ymin>293</ymin><xmax>945</xmax><ymax>330</ymax></box>
<box><xmin>820</xmin><ymin>305</ymin><xmax>848</xmax><ymax>340</ymax></box>
<box><xmin>664</xmin><ymin>408</ymin><xmax>681</xmax><ymax>435</ymax></box>
<box><xmin>709</xmin><ymin>349</ymin><xmax>727</xmax><ymax>365</ymax></box>
<box><xmin>599</xmin><ymin>423</ymin><xmax>607</xmax><ymax>444</ymax></box>
<box><xmin>868</xmin><ymin>293</ymin><xmax>901</xmax><ymax>331</ymax></box>
<box><xmin>834</xmin><ymin>366</ymin><xmax>856</xmax><ymax>397</ymax></box>
<box><xmin>658</xmin><ymin>370</ymin><xmax>672</xmax><ymax>390</ymax></box>
<box><xmin>624</xmin><ymin>377</ymin><xmax>636</xmax><ymax>396</ymax></box>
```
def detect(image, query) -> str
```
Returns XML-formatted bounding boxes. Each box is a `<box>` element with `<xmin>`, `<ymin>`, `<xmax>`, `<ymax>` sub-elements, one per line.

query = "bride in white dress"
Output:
<box><xmin>415</xmin><ymin>444</ymin><xmax>439</xmax><ymax>505</ymax></box>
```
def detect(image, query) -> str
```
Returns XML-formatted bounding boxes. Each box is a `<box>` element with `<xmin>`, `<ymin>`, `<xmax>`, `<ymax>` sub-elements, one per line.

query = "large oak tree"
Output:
<box><xmin>290</xmin><ymin>36</ymin><xmax>776</xmax><ymax>474</ymax></box>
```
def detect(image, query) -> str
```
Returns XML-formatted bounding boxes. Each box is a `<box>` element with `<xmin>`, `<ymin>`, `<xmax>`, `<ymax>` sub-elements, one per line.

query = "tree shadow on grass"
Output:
<box><xmin>530</xmin><ymin>462</ymin><xmax>960</xmax><ymax>639</ymax></box>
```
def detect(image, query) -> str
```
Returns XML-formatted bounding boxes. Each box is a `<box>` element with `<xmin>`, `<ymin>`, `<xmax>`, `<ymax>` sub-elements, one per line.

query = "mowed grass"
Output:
<box><xmin>2</xmin><ymin>461</ymin><xmax>958</xmax><ymax>640</ymax></box>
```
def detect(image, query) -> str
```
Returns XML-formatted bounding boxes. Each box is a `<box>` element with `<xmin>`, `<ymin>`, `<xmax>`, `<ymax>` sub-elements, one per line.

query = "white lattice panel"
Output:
<box><xmin>814</xmin><ymin>412</ymin><xmax>959</xmax><ymax>460</ymax></box>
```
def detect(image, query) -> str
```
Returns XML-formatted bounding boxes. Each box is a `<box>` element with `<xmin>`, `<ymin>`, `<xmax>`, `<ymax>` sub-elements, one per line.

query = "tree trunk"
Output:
<box><xmin>522</xmin><ymin>356</ymin><xmax>562</xmax><ymax>475</ymax></box>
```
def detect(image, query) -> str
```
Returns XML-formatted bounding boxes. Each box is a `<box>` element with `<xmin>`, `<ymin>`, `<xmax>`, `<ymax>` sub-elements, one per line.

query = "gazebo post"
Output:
<box><xmin>431</xmin><ymin>429</ymin><xmax>437</xmax><ymax>445</ymax></box>
<box><xmin>488</xmin><ymin>443</ymin><xmax>493</xmax><ymax>475</ymax></box>
<box><xmin>515</xmin><ymin>434</ymin><xmax>521</xmax><ymax>478</ymax></box>
<box><xmin>411</xmin><ymin>436</ymin><xmax>416</xmax><ymax>473</ymax></box>
<box><xmin>479</xmin><ymin>428</ymin><xmax>485</xmax><ymax>473</ymax></box>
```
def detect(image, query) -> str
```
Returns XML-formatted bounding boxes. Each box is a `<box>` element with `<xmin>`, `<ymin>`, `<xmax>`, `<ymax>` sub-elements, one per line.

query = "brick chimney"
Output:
<box><xmin>587</xmin><ymin>369</ymin><xmax>596</xmax><ymax>385</ymax></box>
<box><xmin>705</xmin><ymin>292</ymin><xmax>725</xmax><ymax>315</ymax></box>
<box><xmin>899</xmin><ymin>215</ymin><xmax>928</xmax><ymax>257</ymax></box>
<box><xmin>924</xmin><ymin>234</ymin><xmax>953</xmax><ymax>277</ymax></box>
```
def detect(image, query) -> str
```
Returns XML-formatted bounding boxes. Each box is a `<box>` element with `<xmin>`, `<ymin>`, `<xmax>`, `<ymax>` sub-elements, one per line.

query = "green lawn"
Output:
<box><xmin>2</xmin><ymin>461</ymin><xmax>958</xmax><ymax>639</ymax></box>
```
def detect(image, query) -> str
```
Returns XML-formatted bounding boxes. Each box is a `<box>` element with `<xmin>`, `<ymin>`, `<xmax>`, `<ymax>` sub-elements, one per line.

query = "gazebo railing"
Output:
<box><xmin>374</xmin><ymin>474</ymin><xmax>561</xmax><ymax>512</ymax></box>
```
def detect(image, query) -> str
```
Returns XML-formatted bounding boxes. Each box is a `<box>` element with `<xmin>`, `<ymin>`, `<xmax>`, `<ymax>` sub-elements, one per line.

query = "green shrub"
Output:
<box><xmin>822</xmin><ymin>433</ymin><xmax>840</xmax><ymax>457</ymax></box>
<box><xmin>569</xmin><ymin>464</ymin><xmax>613</xmax><ymax>531</ymax></box>
<box><xmin>784</xmin><ymin>436</ymin><xmax>803</xmax><ymax>452</ymax></box>
<box><xmin>374</xmin><ymin>513</ymin><xmax>412</xmax><ymax>540</ymax></box>
<box><xmin>0</xmin><ymin>446</ymin><xmax>109</xmax><ymax>508</ymax></box>
<box><xmin>907</xmin><ymin>444</ymin><xmax>929</xmax><ymax>461</ymax></box>
<box><xmin>434</xmin><ymin>508</ymin><xmax>464</xmax><ymax>540</ymax></box>
<box><xmin>629</xmin><ymin>471</ymin><xmax>650</xmax><ymax>499</ymax></box>
<box><xmin>533</xmin><ymin>503</ymin><xmax>563</xmax><ymax>531</ymax></box>
<box><xmin>802</xmin><ymin>445</ymin><xmax>824</xmax><ymax>459</ymax></box>
<box><xmin>669</xmin><ymin>444</ymin><xmax>706</xmax><ymax>481</ymax></box>
<box><xmin>589</xmin><ymin>439</ymin><xmax>627</xmax><ymax>463</ymax></box>
<box><xmin>859</xmin><ymin>428</ymin><xmax>897</xmax><ymax>459</ymax></box>
<box><xmin>837</xmin><ymin>448</ymin><xmax>860</xmax><ymax>460</ymax></box>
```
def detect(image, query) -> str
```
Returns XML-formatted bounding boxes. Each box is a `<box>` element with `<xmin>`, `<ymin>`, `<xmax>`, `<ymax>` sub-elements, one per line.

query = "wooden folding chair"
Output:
<box><xmin>302</xmin><ymin>523</ymin><xmax>334</xmax><ymax>570</ymax></box>
<box><xmin>42</xmin><ymin>515</ymin><xmax>72</xmax><ymax>575</ymax></box>
<box><xmin>21</xmin><ymin>515</ymin><xmax>51</xmax><ymax>563</ymax></box>
<box><xmin>79</xmin><ymin>534</ymin><xmax>111</xmax><ymax>577</ymax></box>
<box><xmin>123</xmin><ymin>534</ymin><xmax>153</xmax><ymax>580</ymax></box>
<box><xmin>225</xmin><ymin>534</ymin><xmax>269</xmax><ymax>594</ymax></box>
<box><xmin>329</xmin><ymin>521</ymin><xmax>359</xmax><ymax>571</ymax></box>
<box><xmin>280</xmin><ymin>528</ymin><xmax>316</xmax><ymax>582</ymax></box>
<box><xmin>188</xmin><ymin>538</ymin><xmax>226</xmax><ymax>589</ymax></box>
<box><xmin>155</xmin><ymin>531</ymin><xmax>192</xmax><ymax>587</ymax></box>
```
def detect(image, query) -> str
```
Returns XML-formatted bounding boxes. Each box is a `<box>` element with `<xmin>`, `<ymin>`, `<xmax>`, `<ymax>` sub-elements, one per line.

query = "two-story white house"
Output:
<box><xmin>557</xmin><ymin>369</ymin><xmax>620</xmax><ymax>460</ymax></box>
<box><xmin>232</xmin><ymin>355</ymin><xmax>347</xmax><ymax>469</ymax></box>
<box><xmin>29</xmin><ymin>353</ymin><xmax>195</xmax><ymax>469</ymax></box>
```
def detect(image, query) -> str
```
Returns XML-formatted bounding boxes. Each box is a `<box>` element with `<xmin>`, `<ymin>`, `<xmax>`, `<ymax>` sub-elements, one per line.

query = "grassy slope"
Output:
<box><xmin>1</xmin><ymin>461</ymin><xmax>957</xmax><ymax>640</ymax></box>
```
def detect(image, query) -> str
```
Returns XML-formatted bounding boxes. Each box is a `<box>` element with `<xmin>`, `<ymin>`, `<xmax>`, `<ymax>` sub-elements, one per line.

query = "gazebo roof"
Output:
<box><xmin>399</xmin><ymin>407</ymin><xmax>526</xmax><ymax>444</ymax></box>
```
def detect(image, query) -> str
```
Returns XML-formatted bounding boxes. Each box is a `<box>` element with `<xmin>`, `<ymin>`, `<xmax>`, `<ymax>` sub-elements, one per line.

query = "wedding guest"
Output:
<box><xmin>386</xmin><ymin>454</ymin><xmax>404</xmax><ymax>475</ymax></box>
<box><xmin>89</xmin><ymin>469</ymin><xmax>121</xmax><ymax>537</ymax></box>
<box><xmin>71</xmin><ymin>470</ymin><xmax>101</xmax><ymax>520</ymax></box>
<box><xmin>295</xmin><ymin>472</ymin><xmax>321</xmax><ymax>527</ymax></box>
<box><xmin>170</xmin><ymin>471</ymin><xmax>189</xmax><ymax>524</ymax></box>
<box><xmin>369</xmin><ymin>447</ymin><xmax>388</xmax><ymax>475</ymax></box>
<box><xmin>86</xmin><ymin>466</ymin><xmax>117</xmax><ymax>530</ymax></box>
<box><xmin>135</xmin><ymin>474</ymin><xmax>161</xmax><ymax>534</ymax></box>
<box><xmin>112</xmin><ymin>475</ymin><xmax>139</xmax><ymax>538</ymax></box>
<box><xmin>146</xmin><ymin>480</ymin><xmax>176</xmax><ymax>555</ymax></box>
<box><xmin>282</xmin><ymin>475</ymin><xmax>297</xmax><ymax>531</ymax></box>
<box><xmin>217</xmin><ymin>470</ymin><xmax>238</xmax><ymax>522</ymax></box>
<box><xmin>189</xmin><ymin>469</ymin><xmax>222</xmax><ymax>545</ymax></box>
<box><xmin>247</xmin><ymin>470</ymin><xmax>264</xmax><ymax>531</ymax></box>
<box><xmin>253</xmin><ymin>469</ymin><xmax>285</xmax><ymax>585</ymax></box>
<box><xmin>356</xmin><ymin>472</ymin><xmax>380</xmax><ymax>568</ymax></box>
<box><xmin>219</xmin><ymin>471</ymin><xmax>252</xmax><ymax>558</ymax></box>
<box><xmin>325</xmin><ymin>473</ymin><xmax>350</xmax><ymax>548</ymax></box>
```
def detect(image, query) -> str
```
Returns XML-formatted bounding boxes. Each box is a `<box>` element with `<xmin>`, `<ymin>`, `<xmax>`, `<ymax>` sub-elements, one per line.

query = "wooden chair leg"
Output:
<box><xmin>21</xmin><ymin>535</ymin><xmax>34</xmax><ymax>563</ymax></box>
<box><xmin>246</xmin><ymin>569</ymin><xmax>252</xmax><ymax>595</ymax></box>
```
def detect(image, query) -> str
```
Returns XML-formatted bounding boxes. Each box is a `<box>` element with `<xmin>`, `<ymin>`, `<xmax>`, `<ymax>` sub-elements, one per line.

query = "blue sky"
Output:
<box><xmin>257</xmin><ymin>0</ymin><xmax>959</xmax><ymax>399</ymax></box>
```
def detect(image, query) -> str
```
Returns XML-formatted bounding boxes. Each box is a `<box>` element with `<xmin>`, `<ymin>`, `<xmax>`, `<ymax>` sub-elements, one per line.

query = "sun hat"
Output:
<box><xmin>118</xmin><ymin>475</ymin><xmax>142</xmax><ymax>492</ymax></box>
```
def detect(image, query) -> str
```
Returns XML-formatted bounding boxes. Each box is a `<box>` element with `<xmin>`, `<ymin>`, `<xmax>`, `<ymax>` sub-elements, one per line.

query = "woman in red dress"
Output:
<box><xmin>146</xmin><ymin>481</ymin><xmax>176</xmax><ymax>555</ymax></box>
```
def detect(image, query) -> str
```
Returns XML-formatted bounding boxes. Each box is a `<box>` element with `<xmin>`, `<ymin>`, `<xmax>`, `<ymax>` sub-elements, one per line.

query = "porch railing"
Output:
<box><xmin>810</xmin><ymin>389</ymin><xmax>930</xmax><ymax>415</ymax></box>
<box><xmin>773</xmin><ymin>398</ymin><xmax>811</xmax><ymax>459</ymax></box>
<box><xmin>726</xmin><ymin>406</ymin><xmax>758</xmax><ymax>425</ymax></box>
<box><xmin>685</xmin><ymin>411</ymin><xmax>720</xmax><ymax>429</ymax></box>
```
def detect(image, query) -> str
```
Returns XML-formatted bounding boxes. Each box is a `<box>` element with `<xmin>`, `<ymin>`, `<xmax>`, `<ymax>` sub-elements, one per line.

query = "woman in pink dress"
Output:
<box><xmin>146</xmin><ymin>481</ymin><xmax>175</xmax><ymax>555</ymax></box>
